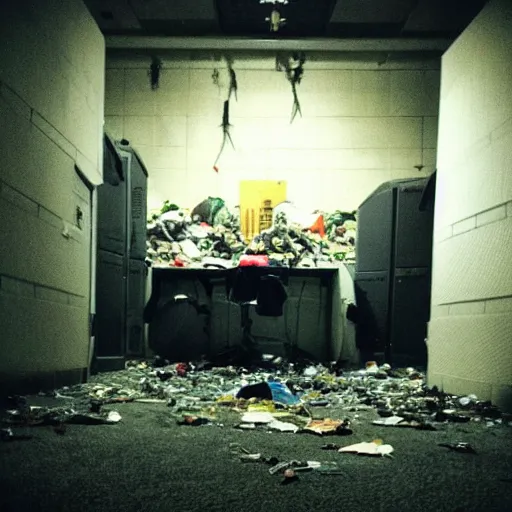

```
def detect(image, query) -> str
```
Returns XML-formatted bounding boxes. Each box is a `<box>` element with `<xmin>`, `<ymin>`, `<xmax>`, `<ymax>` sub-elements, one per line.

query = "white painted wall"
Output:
<box><xmin>105</xmin><ymin>53</ymin><xmax>439</xmax><ymax>214</ymax></box>
<box><xmin>428</xmin><ymin>0</ymin><xmax>512</xmax><ymax>410</ymax></box>
<box><xmin>0</xmin><ymin>0</ymin><xmax>104</xmax><ymax>382</ymax></box>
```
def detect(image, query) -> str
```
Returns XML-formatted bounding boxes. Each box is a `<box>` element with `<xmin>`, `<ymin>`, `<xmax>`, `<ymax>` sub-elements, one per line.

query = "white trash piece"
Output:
<box><xmin>268</xmin><ymin>419</ymin><xmax>299</xmax><ymax>433</ymax></box>
<box><xmin>303</xmin><ymin>366</ymin><xmax>318</xmax><ymax>377</ymax></box>
<box><xmin>373</xmin><ymin>416</ymin><xmax>404</xmax><ymax>426</ymax></box>
<box><xmin>339</xmin><ymin>441</ymin><xmax>394</xmax><ymax>457</ymax></box>
<box><xmin>107</xmin><ymin>411</ymin><xmax>122</xmax><ymax>423</ymax></box>
<box><xmin>241</xmin><ymin>412</ymin><xmax>275</xmax><ymax>424</ymax></box>
<box><xmin>180</xmin><ymin>239</ymin><xmax>202</xmax><ymax>260</ymax></box>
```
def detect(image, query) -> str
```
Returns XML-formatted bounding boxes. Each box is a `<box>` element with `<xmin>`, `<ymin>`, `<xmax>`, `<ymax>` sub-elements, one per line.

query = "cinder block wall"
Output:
<box><xmin>105</xmin><ymin>53</ymin><xmax>440</xmax><ymax>213</ymax></box>
<box><xmin>428</xmin><ymin>0</ymin><xmax>512</xmax><ymax>410</ymax></box>
<box><xmin>0</xmin><ymin>0</ymin><xmax>104</xmax><ymax>389</ymax></box>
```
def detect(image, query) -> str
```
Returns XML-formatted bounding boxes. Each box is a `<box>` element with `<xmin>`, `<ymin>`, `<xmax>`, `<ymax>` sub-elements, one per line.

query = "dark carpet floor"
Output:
<box><xmin>1</xmin><ymin>399</ymin><xmax>511</xmax><ymax>512</ymax></box>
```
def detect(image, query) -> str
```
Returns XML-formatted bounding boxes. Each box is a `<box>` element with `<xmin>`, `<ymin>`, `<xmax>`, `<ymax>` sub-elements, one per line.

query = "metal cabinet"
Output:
<box><xmin>355</xmin><ymin>177</ymin><xmax>434</xmax><ymax>365</ymax></box>
<box><xmin>93</xmin><ymin>136</ymin><xmax>148</xmax><ymax>372</ymax></box>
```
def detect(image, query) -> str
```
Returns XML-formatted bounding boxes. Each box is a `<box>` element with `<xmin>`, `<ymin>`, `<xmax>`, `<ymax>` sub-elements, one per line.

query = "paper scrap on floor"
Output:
<box><xmin>268</xmin><ymin>419</ymin><xmax>299</xmax><ymax>433</ymax></box>
<box><xmin>339</xmin><ymin>440</ymin><xmax>394</xmax><ymax>457</ymax></box>
<box><xmin>304</xmin><ymin>418</ymin><xmax>344</xmax><ymax>435</ymax></box>
<box><xmin>241</xmin><ymin>412</ymin><xmax>275</xmax><ymax>424</ymax></box>
<box><xmin>373</xmin><ymin>416</ymin><xmax>404</xmax><ymax>426</ymax></box>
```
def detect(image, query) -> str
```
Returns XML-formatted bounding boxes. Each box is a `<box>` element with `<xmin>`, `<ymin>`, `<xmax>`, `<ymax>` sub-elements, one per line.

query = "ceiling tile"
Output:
<box><xmin>130</xmin><ymin>0</ymin><xmax>217</xmax><ymax>20</ymax></box>
<box><xmin>83</xmin><ymin>0</ymin><xmax>141</xmax><ymax>30</ymax></box>
<box><xmin>330</xmin><ymin>0</ymin><xmax>417</xmax><ymax>24</ymax></box>
<box><xmin>402</xmin><ymin>0</ymin><xmax>487</xmax><ymax>33</ymax></box>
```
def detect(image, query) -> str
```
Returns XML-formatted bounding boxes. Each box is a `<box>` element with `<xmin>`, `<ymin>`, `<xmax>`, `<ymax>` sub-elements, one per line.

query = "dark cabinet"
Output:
<box><xmin>93</xmin><ymin>135</ymin><xmax>148</xmax><ymax>372</ymax></box>
<box><xmin>95</xmin><ymin>250</ymin><xmax>125</xmax><ymax>358</ymax></box>
<box><xmin>355</xmin><ymin>176</ymin><xmax>434</xmax><ymax>366</ymax></box>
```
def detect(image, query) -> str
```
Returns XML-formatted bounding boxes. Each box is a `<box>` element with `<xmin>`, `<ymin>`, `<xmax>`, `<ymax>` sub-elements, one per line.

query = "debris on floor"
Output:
<box><xmin>373</xmin><ymin>415</ymin><xmax>404</xmax><ymax>426</ymax></box>
<box><xmin>303</xmin><ymin>418</ymin><xmax>352</xmax><ymax>436</ymax></box>
<box><xmin>1</xmin><ymin>357</ymin><xmax>509</xmax><ymax>455</ymax></box>
<box><xmin>321</xmin><ymin>443</ymin><xmax>341</xmax><ymax>451</ymax></box>
<box><xmin>373</xmin><ymin>415</ymin><xmax>437</xmax><ymax>430</ymax></box>
<box><xmin>439</xmin><ymin>442</ymin><xmax>477</xmax><ymax>454</ymax></box>
<box><xmin>268</xmin><ymin>419</ymin><xmax>300</xmax><ymax>433</ymax></box>
<box><xmin>177</xmin><ymin>415</ymin><xmax>211</xmax><ymax>427</ymax></box>
<box><xmin>241</xmin><ymin>411</ymin><xmax>275</xmax><ymax>424</ymax></box>
<box><xmin>338</xmin><ymin>439</ymin><xmax>394</xmax><ymax>457</ymax></box>
<box><xmin>2</xmin><ymin>405</ymin><xmax>122</xmax><ymax>428</ymax></box>
<box><xmin>1</xmin><ymin>427</ymin><xmax>33</xmax><ymax>442</ymax></box>
<box><xmin>36</xmin><ymin>358</ymin><xmax>511</xmax><ymax>430</ymax></box>
<box><xmin>281</xmin><ymin>468</ymin><xmax>299</xmax><ymax>484</ymax></box>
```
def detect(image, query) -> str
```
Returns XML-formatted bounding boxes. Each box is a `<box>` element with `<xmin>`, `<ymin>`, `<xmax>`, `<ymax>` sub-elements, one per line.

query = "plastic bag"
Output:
<box><xmin>268</xmin><ymin>381</ymin><xmax>300</xmax><ymax>406</ymax></box>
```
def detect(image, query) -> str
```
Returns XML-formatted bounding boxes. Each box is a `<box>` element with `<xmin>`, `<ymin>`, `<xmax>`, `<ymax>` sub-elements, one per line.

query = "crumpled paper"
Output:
<box><xmin>304</xmin><ymin>418</ymin><xmax>351</xmax><ymax>435</ymax></box>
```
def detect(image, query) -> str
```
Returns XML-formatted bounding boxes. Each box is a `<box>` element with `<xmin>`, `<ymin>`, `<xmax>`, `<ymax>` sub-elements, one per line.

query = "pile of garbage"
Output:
<box><xmin>146</xmin><ymin>198</ymin><xmax>246</xmax><ymax>267</ymax></box>
<box><xmin>2</xmin><ymin>357</ymin><xmax>509</xmax><ymax>466</ymax></box>
<box><xmin>146</xmin><ymin>197</ymin><xmax>358</xmax><ymax>269</ymax></box>
<box><xmin>24</xmin><ymin>358</ymin><xmax>506</xmax><ymax>429</ymax></box>
<box><xmin>324</xmin><ymin>210</ymin><xmax>357</xmax><ymax>260</ymax></box>
<box><xmin>244</xmin><ymin>211</ymin><xmax>356</xmax><ymax>268</ymax></box>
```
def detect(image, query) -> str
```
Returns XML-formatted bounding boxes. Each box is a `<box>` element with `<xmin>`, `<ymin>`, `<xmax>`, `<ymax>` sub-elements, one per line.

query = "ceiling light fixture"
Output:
<box><xmin>262</xmin><ymin>1</ymin><xmax>288</xmax><ymax>32</ymax></box>
<box><xmin>266</xmin><ymin>8</ymin><xmax>286</xmax><ymax>32</ymax></box>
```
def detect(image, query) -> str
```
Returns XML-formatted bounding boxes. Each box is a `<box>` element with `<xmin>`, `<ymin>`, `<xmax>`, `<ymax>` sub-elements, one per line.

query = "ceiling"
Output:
<box><xmin>84</xmin><ymin>0</ymin><xmax>488</xmax><ymax>41</ymax></box>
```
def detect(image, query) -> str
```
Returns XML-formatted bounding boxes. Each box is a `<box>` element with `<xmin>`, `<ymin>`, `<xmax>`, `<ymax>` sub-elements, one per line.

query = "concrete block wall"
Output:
<box><xmin>105</xmin><ymin>52</ymin><xmax>440</xmax><ymax>213</ymax></box>
<box><xmin>0</xmin><ymin>0</ymin><xmax>104</xmax><ymax>389</ymax></box>
<box><xmin>428</xmin><ymin>0</ymin><xmax>512</xmax><ymax>410</ymax></box>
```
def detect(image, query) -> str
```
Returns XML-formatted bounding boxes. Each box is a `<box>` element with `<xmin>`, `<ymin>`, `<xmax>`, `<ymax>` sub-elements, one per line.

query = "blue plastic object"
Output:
<box><xmin>268</xmin><ymin>381</ymin><xmax>300</xmax><ymax>406</ymax></box>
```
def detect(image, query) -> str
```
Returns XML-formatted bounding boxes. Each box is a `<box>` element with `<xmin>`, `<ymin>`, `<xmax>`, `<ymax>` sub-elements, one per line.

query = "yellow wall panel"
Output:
<box><xmin>239</xmin><ymin>180</ymin><xmax>287</xmax><ymax>240</ymax></box>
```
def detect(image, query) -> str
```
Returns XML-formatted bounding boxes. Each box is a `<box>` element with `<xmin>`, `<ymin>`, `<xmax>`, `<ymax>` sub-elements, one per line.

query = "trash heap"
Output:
<box><xmin>324</xmin><ymin>210</ymin><xmax>357</xmax><ymax>261</ymax></box>
<box><xmin>242</xmin><ymin>211</ymin><xmax>357</xmax><ymax>267</ymax></box>
<box><xmin>146</xmin><ymin>198</ymin><xmax>246</xmax><ymax>267</ymax></box>
<box><xmin>146</xmin><ymin>198</ymin><xmax>358</xmax><ymax>269</ymax></box>
<box><xmin>245</xmin><ymin>216</ymin><xmax>320</xmax><ymax>268</ymax></box>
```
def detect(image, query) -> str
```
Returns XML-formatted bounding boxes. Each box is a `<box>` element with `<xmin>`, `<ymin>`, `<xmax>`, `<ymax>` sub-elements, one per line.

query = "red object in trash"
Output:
<box><xmin>174</xmin><ymin>258</ymin><xmax>185</xmax><ymax>267</ymax></box>
<box><xmin>176</xmin><ymin>363</ymin><xmax>188</xmax><ymax>377</ymax></box>
<box><xmin>239</xmin><ymin>255</ymin><xmax>269</xmax><ymax>267</ymax></box>
<box><xmin>308</xmin><ymin>214</ymin><xmax>325</xmax><ymax>237</ymax></box>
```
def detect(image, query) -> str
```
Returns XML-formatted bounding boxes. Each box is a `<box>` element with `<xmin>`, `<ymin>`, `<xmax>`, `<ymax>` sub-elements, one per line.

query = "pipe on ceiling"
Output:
<box><xmin>105</xmin><ymin>36</ymin><xmax>451</xmax><ymax>52</ymax></box>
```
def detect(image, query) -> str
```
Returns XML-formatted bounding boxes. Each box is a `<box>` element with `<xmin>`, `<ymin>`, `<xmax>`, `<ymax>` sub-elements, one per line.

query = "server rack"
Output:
<box><xmin>355</xmin><ymin>177</ymin><xmax>434</xmax><ymax>366</ymax></box>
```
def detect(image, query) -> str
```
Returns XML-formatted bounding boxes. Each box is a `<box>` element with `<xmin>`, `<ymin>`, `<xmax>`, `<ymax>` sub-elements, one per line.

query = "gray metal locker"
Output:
<box><xmin>126</xmin><ymin>259</ymin><xmax>146</xmax><ymax>356</ymax></box>
<box><xmin>98</xmin><ymin>135</ymin><xmax>127</xmax><ymax>255</ymax></box>
<box><xmin>394</xmin><ymin>182</ymin><xmax>434</xmax><ymax>269</ymax></box>
<box><xmin>95</xmin><ymin>250</ymin><xmax>125</xmax><ymax>359</ymax></box>
<box><xmin>93</xmin><ymin>136</ymin><xmax>148</xmax><ymax>372</ymax></box>
<box><xmin>354</xmin><ymin>271</ymin><xmax>389</xmax><ymax>355</ymax></box>
<box><xmin>389</xmin><ymin>269</ymin><xmax>430</xmax><ymax>366</ymax></box>
<box><xmin>128</xmin><ymin>149</ymin><xmax>148</xmax><ymax>261</ymax></box>
<box><xmin>356</xmin><ymin>186</ymin><xmax>394</xmax><ymax>273</ymax></box>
